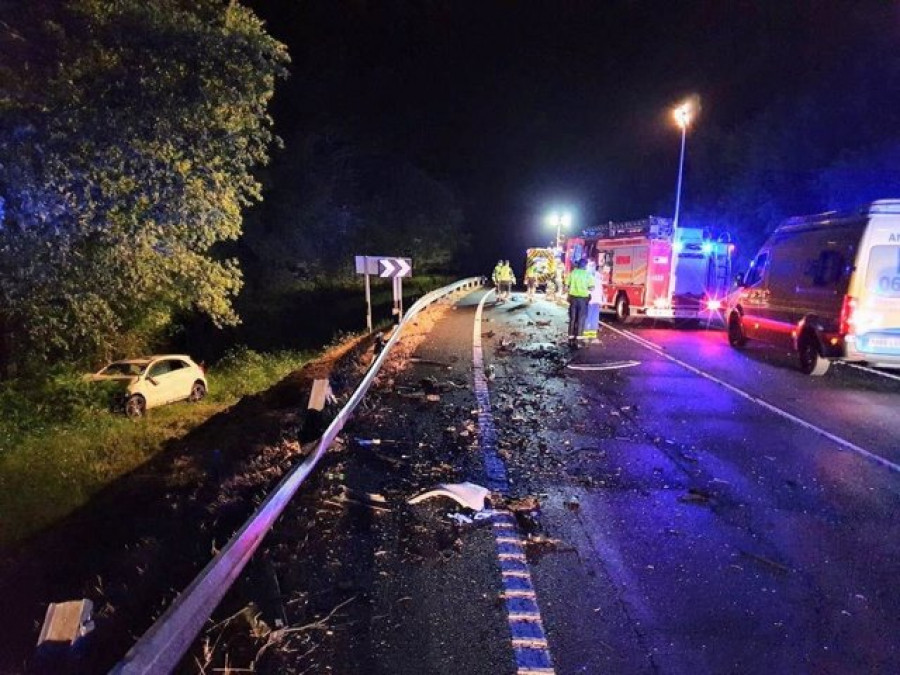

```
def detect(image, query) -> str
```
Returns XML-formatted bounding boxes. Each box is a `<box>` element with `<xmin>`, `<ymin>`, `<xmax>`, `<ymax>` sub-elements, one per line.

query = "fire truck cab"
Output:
<box><xmin>564</xmin><ymin>216</ymin><xmax>733</xmax><ymax>323</ymax></box>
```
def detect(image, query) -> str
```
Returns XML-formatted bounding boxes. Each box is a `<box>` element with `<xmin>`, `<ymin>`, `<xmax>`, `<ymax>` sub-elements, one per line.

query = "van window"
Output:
<box><xmin>744</xmin><ymin>251</ymin><xmax>769</xmax><ymax>286</ymax></box>
<box><xmin>810</xmin><ymin>250</ymin><xmax>846</xmax><ymax>287</ymax></box>
<box><xmin>866</xmin><ymin>245</ymin><xmax>900</xmax><ymax>298</ymax></box>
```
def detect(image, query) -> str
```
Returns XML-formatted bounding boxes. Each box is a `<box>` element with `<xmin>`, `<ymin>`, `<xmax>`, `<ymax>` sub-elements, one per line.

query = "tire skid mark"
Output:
<box><xmin>474</xmin><ymin>290</ymin><xmax>557</xmax><ymax>675</ymax></box>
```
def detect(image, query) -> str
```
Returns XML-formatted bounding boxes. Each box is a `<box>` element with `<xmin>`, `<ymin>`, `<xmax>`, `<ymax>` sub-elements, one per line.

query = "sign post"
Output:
<box><xmin>355</xmin><ymin>255</ymin><xmax>413</xmax><ymax>331</ymax></box>
<box><xmin>364</xmin><ymin>272</ymin><xmax>372</xmax><ymax>332</ymax></box>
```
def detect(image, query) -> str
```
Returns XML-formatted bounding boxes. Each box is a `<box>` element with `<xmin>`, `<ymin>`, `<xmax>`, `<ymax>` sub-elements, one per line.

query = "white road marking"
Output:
<box><xmin>600</xmin><ymin>323</ymin><xmax>900</xmax><ymax>474</ymax></box>
<box><xmin>839</xmin><ymin>361</ymin><xmax>900</xmax><ymax>383</ymax></box>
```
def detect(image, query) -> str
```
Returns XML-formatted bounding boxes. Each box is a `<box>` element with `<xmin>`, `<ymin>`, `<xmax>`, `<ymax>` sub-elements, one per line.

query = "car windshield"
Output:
<box><xmin>100</xmin><ymin>361</ymin><xmax>149</xmax><ymax>376</ymax></box>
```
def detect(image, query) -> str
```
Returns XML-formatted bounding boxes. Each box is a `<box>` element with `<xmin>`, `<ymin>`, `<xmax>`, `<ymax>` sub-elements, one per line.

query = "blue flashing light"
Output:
<box><xmin>701</xmin><ymin>242</ymin><xmax>713</xmax><ymax>255</ymax></box>
<box><xmin>673</xmin><ymin>241</ymin><xmax>684</xmax><ymax>254</ymax></box>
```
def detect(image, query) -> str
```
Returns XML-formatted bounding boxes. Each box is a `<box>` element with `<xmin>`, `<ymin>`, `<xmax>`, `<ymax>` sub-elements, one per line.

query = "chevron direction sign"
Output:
<box><xmin>378</xmin><ymin>257</ymin><xmax>412</xmax><ymax>278</ymax></box>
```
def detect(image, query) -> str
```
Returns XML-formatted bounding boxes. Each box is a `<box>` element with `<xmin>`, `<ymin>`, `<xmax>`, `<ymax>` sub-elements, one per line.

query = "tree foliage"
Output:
<box><xmin>242</xmin><ymin>130</ymin><xmax>467</xmax><ymax>288</ymax></box>
<box><xmin>0</xmin><ymin>0</ymin><xmax>288</xmax><ymax>369</ymax></box>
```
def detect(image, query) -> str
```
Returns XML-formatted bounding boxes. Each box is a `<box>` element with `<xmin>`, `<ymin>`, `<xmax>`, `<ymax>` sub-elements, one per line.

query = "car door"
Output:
<box><xmin>145</xmin><ymin>359</ymin><xmax>178</xmax><ymax>406</ymax></box>
<box><xmin>169</xmin><ymin>359</ymin><xmax>196</xmax><ymax>401</ymax></box>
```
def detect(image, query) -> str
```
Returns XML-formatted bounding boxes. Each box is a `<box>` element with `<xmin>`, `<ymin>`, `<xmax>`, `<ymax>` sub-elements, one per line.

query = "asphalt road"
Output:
<box><xmin>256</xmin><ymin>287</ymin><xmax>899</xmax><ymax>675</ymax></box>
<box><xmin>484</xmin><ymin>291</ymin><xmax>900</xmax><ymax>674</ymax></box>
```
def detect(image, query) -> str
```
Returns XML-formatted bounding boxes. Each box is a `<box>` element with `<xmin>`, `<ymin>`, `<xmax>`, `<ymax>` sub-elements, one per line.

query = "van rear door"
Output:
<box><xmin>853</xmin><ymin>221</ymin><xmax>900</xmax><ymax>360</ymax></box>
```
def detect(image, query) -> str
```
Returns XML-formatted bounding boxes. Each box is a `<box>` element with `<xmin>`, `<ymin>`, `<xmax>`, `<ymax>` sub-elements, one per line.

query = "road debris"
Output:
<box><xmin>329</xmin><ymin>486</ymin><xmax>391</xmax><ymax>512</ymax></box>
<box><xmin>739</xmin><ymin>550</ymin><xmax>791</xmax><ymax>574</ymax></box>
<box><xmin>566</xmin><ymin>360</ymin><xmax>641</xmax><ymax>371</ymax></box>
<box><xmin>679</xmin><ymin>487</ymin><xmax>712</xmax><ymax>504</ymax></box>
<box><xmin>505</xmin><ymin>495</ymin><xmax>541</xmax><ymax>512</ymax></box>
<box><xmin>409</xmin><ymin>357</ymin><xmax>454</xmax><ymax>369</ymax></box>
<box><xmin>353</xmin><ymin>438</ymin><xmax>398</xmax><ymax>447</ymax></box>
<box><xmin>447</xmin><ymin>512</ymin><xmax>474</xmax><ymax>525</ymax></box>
<box><xmin>36</xmin><ymin>599</ymin><xmax>95</xmax><ymax>653</ymax></box>
<box><xmin>407</xmin><ymin>482</ymin><xmax>490</xmax><ymax>511</ymax></box>
<box><xmin>518</xmin><ymin>342</ymin><xmax>559</xmax><ymax>357</ymax></box>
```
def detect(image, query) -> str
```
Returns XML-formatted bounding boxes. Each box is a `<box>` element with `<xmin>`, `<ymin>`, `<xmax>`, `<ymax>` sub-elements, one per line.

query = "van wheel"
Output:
<box><xmin>798</xmin><ymin>334</ymin><xmax>830</xmax><ymax>376</ymax></box>
<box><xmin>615</xmin><ymin>295</ymin><xmax>630</xmax><ymax>322</ymax></box>
<box><xmin>728</xmin><ymin>314</ymin><xmax>747</xmax><ymax>347</ymax></box>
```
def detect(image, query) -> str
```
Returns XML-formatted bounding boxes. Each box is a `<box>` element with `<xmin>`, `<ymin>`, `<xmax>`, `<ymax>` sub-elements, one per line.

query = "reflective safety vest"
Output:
<box><xmin>567</xmin><ymin>268</ymin><xmax>594</xmax><ymax>297</ymax></box>
<box><xmin>498</xmin><ymin>264</ymin><xmax>515</xmax><ymax>283</ymax></box>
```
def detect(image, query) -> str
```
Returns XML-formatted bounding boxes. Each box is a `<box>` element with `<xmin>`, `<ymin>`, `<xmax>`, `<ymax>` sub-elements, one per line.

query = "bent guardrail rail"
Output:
<box><xmin>111</xmin><ymin>277</ymin><xmax>483</xmax><ymax>674</ymax></box>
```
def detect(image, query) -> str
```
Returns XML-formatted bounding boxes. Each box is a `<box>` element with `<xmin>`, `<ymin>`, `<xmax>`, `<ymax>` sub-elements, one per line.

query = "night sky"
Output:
<box><xmin>246</xmin><ymin>0</ymin><xmax>899</xmax><ymax>268</ymax></box>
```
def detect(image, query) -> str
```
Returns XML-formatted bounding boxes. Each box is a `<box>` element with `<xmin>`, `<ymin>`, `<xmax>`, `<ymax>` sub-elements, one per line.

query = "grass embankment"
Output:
<box><xmin>0</xmin><ymin>348</ymin><xmax>311</xmax><ymax>547</ymax></box>
<box><xmin>0</xmin><ymin>274</ymin><xmax>457</xmax><ymax>548</ymax></box>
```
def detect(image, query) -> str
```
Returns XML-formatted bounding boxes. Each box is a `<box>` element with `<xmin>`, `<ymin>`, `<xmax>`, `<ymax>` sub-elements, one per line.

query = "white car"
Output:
<box><xmin>87</xmin><ymin>354</ymin><xmax>208</xmax><ymax>418</ymax></box>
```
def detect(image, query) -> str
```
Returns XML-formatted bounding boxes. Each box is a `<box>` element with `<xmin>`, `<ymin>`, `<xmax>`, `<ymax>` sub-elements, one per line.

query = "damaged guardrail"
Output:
<box><xmin>111</xmin><ymin>277</ymin><xmax>483</xmax><ymax>674</ymax></box>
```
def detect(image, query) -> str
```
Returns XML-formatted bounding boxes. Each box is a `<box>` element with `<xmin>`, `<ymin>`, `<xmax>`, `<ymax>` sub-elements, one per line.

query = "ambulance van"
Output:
<box><xmin>726</xmin><ymin>199</ymin><xmax>900</xmax><ymax>375</ymax></box>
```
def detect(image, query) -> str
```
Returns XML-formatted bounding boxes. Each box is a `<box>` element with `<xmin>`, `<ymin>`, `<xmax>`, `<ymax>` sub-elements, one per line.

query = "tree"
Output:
<box><xmin>0</xmin><ymin>0</ymin><xmax>288</xmax><ymax>369</ymax></box>
<box><xmin>241</xmin><ymin>130</ymin><xmax>467</xmax><ymax>287</ymax></box>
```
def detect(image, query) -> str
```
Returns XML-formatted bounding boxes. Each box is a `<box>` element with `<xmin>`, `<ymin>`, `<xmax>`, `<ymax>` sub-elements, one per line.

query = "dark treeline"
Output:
<box><xmin>247</xmin><ymin>1</ymin><xmax>900</xmax><ymax>267</ymax></box>
<box><xmin>2</xmin><ymin>1</ymin><xmax>899</xmax><ymax>374</ymax></box>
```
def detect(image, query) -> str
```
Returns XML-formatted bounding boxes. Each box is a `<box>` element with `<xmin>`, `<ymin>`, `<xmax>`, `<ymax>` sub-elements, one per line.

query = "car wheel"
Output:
<box><xmin>615</xmin><ymin>295</ymin><xmax>630</xmax><ymax>322</ymax></box>
<box><xmin>189</xmin><ymin>380</ymin><xmax>207</xmax><ymax>402</ymax></box>
<box><xmin>125</xmin><ymin>394</ymin><xmax>146</xmax><ymax>419</ymax></box>
<box><xmin>728</xmin><ymin>314</ymin><xmax>747</xmax><ymax>347</ymax></box>
<box><xmin>798</xmin><ymin>334</ymin><xmax>830</xmax><ymax>376</ymax></box>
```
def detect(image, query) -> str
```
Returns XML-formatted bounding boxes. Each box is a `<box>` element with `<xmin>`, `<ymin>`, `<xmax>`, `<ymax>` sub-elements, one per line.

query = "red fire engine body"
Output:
<box><xmin>563</xmin><ymin>217</ymin><xmax>733</xmax><ymax>322</ymax></box>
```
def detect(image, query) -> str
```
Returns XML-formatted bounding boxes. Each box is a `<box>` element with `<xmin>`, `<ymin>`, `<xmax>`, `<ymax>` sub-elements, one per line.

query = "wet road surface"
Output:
<box><xmin>263</xmin><ymin>288</ymin><xmax>899</xmax><ymax>675</ymax></box>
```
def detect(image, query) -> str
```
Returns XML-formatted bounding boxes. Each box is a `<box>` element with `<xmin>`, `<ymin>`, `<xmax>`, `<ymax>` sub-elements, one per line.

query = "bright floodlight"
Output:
<box><xmin>673</xmin><ymin>101</ymin><xmax>693</xmax><ymax>129</ymax></box>
<box><xmin>546</xmin><ymin>209</ymin><xmax>572</xmax><ymax>247</ymax></box>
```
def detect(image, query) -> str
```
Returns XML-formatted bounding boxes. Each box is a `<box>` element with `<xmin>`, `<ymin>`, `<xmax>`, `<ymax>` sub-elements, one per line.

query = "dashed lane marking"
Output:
<box><xmin>473</xmin><ymin>290</ymin><xmax>557</xmax><ymax>675</ymax></box>
<box><xmin>600</xmin><ymin>323</ymin><xmax>900</xmax><ymax>475</ymax></box>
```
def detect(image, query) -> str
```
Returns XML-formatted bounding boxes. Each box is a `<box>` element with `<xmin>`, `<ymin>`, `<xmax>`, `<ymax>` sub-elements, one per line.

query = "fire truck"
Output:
<box><xmin>523</xmin><ymin>247</ymin><xmax>562</xmax><ymax>294</ymax></box>
<box><xmin>564</xmin><ymin>216</ymin><xmax>734</xmax><ymax>323</ymax></box>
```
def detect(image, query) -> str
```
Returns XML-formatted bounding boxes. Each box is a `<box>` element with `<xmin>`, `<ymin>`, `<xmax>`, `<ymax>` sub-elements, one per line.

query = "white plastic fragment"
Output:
<box><xmin>408</xmin><ymin>481</ymin><xmax>490</xmax><ymax>511</ymax></box>
<box><xmin>566</xmin><ymin>360</ymin><xmax>641</xmax><ymax>371</ymax></box>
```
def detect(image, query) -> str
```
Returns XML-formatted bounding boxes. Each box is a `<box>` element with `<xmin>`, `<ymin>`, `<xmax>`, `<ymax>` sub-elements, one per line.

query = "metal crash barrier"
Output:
<box><xmin>111</xmin><ymin>277</ymin><xmax>483</xmax><ymax>674</ymax></box>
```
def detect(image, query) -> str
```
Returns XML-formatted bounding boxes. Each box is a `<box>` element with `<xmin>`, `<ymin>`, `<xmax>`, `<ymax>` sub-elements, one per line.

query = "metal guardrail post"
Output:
<box><xmin>110</xmin><ymin>278</ymin><xmax>482</xmax><ymax>674</ymax></box>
